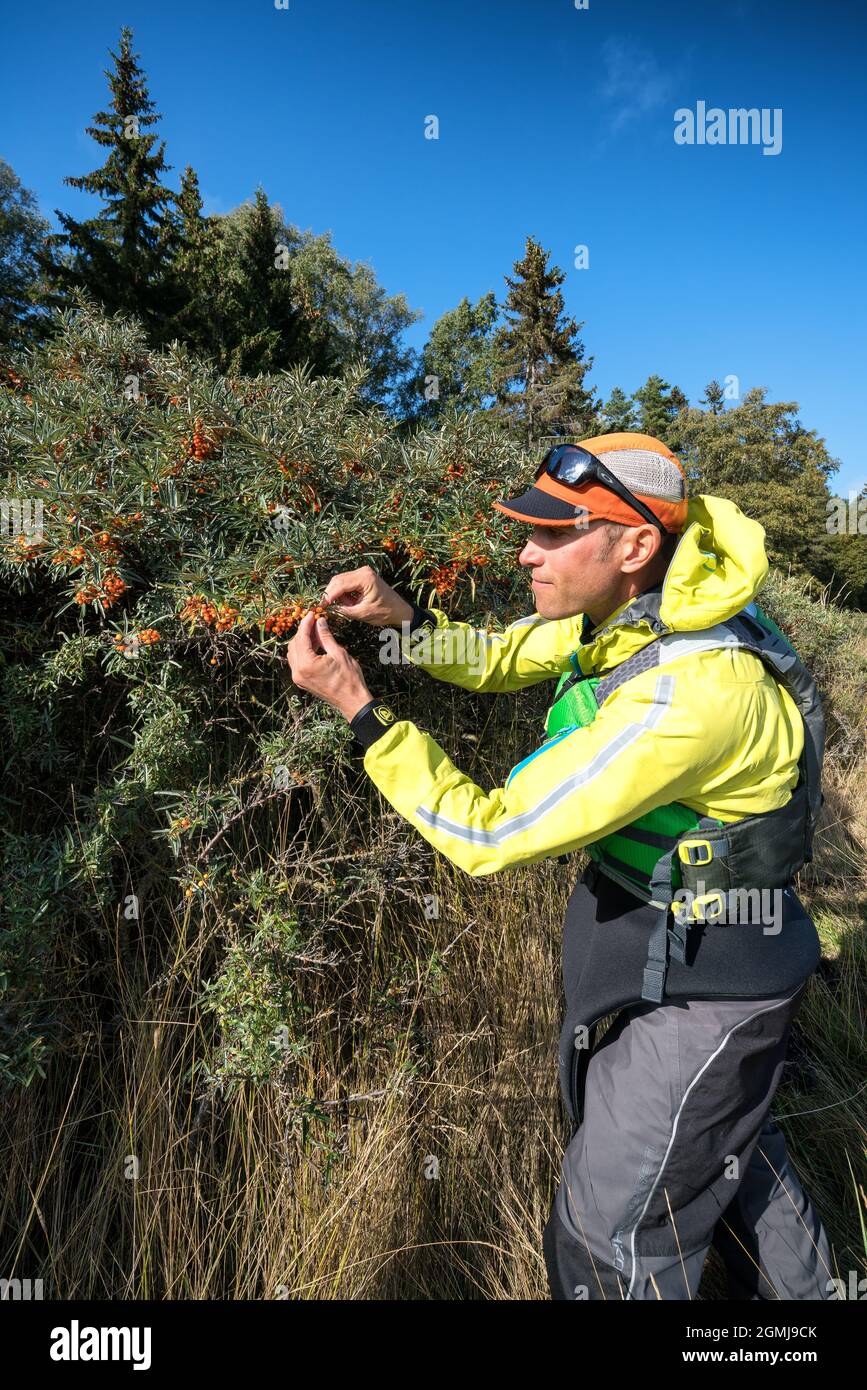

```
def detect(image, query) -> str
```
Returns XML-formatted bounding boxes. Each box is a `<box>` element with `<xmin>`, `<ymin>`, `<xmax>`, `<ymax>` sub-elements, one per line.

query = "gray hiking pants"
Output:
<box><xmin>543</xmin><ymin>982</ymin><xmax>836</xmax><ymax>1300</ymax></box>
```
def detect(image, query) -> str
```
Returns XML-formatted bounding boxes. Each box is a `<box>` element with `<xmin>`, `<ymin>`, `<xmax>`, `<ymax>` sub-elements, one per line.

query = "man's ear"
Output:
<box><xmin>621</xmin><ymin>524</ymin><xmax>661</xmax><ymax>572</ymax></box>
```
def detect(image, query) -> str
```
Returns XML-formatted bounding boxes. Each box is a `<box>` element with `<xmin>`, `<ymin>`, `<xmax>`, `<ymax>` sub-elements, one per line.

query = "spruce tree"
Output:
<box><xmin>632</xmin><ymin>374</ymin><xmax>686</xmax><ymax>443</ymax></box>
<box><xmin>700</xmin><ymin>380</ymin><xmax>726</xmax><ymax>415</ymax></box>
<box><xmin>40</xmin><ymin>27</ymin><xmax>176</xmax><ymax>342</ymax></box>
<box><xmin>492</xmin><ymin>236</ymin><xmax>595</xmax><ymax>448</ymax></box>
<box><xmin>224</xmin><ymin>187</ymin><xmax>317</xmax><ymax>376</ymax></box>
<box><xmin>599</xmin><ymin>386</ymin><xmax>637</xmax><ymax>433</ymax></box>
<box><xmin>161</xmin><ymin>165</ymin><xmax>226</xmax><ymax>359</ymax></box>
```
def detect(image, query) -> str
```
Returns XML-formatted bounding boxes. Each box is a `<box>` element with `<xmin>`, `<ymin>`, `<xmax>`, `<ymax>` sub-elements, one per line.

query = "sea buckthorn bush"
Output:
<box><xmin>2</xmin><ymin>303</ymin><xmax>865</xmax><ymax>1094</ymax></box>
<box><xmin>0</xmin><ymin>299</ymin><xmax>540</xmax><ymax>1089</ymax></box>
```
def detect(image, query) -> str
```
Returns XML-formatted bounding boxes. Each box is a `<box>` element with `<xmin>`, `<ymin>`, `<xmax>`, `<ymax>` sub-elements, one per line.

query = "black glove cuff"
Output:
<box><xmin>349</xmin><ymin>698</ymin><xmax>400</xmax><ymax>750</ymax></box>
<box><xmin>406</xmin><ymin>599</ymin><xmax>438</xmax><ymax>635</ymax></box>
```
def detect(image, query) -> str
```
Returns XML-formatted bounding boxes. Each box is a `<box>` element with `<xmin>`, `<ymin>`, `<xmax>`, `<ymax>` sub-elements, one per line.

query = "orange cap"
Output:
<box><xmin>493</xmin><ymin>432</ymin><xmax>689</xmax><ymax>532</ymax></box>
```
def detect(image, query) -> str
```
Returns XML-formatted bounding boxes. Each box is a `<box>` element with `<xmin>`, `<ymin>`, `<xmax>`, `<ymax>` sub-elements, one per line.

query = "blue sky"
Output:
<box><xmin>2</xmin><ymin>0</ymin><xmax>864</xmax><ymax>494</ymax></box>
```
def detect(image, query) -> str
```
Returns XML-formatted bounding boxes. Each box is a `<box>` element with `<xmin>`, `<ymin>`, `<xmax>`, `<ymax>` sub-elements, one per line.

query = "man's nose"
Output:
<box><xmin>518</xmin><ymin>541</ymin><xmax>539</xmax><ymax>566</ymax></box>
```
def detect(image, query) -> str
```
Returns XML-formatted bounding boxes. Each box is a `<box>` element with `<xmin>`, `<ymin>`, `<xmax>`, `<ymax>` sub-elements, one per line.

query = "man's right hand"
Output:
<box><xmin>321</xmin><ymin>565</ymin><xmax>414</xmax><ymax>629</ymax></box>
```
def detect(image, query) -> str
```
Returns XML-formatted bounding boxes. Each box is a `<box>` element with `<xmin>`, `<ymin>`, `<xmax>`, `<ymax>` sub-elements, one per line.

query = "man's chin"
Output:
<box><xmin>532</xmin><ymin>587</ymin><xmax>578</xmax><ymax>621</ymax></box>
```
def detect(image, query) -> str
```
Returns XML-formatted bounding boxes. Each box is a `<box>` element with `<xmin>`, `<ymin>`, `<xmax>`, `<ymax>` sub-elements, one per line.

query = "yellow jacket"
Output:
<box><xmin>357</xmin><ymin>495</ymin><xmax>805</xmax><ymax>877</ymax></box>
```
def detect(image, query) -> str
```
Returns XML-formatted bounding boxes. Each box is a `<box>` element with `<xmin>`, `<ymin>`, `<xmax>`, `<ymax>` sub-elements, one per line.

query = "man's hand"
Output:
<box><xmin>321</xmin><ymin>565</ymin><xmax>413</xmax><ymax>628</ymax></box>
<box><xmin>285</xmin><ymin>611</ymin><xmax>374</xmax><ymax>722</ymax></box>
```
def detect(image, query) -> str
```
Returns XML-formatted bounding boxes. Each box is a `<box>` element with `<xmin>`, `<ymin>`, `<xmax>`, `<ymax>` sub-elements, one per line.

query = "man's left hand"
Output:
<box><xmin>286</xmin><ymin>612</ymin><xmax>374</xmax><ymax>722</ymax></box>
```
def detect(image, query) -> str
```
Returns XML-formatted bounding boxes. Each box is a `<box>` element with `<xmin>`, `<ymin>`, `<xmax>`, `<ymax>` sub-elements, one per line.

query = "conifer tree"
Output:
<box><xmin>223</xmin><ymin>187</ymin><xmax>319</xmax><ymax>376</ymax></box>
<box><xmin>700</xmin><ymin>380</ymin><xmax>726</xmax><ymax>415</ymax></box>
<box><xmin>599</xmin><ymin>386</ymin><xmax>637</xmax><ymax>433</ymax></box>
<box><xmin>632</xmin><ymin>374</ymin><xmax>686</xmax><ymax>443</ymax></box>
<box><xmin>161</xmin><ymin>165</ymin><xmax>228</xmax><ymax>360</ymax></box>
<box><xmin>40</xmin><ymin>27</ymin><xmax>176</xmax><ymax>342</ymax></box>
<box><xmin>492</xmin><ymin>236</ymin><xmax>595</xmax><ymax>447</ymax></box>
<box><xmin>177</xmin><ymin>201</ymin><xmax>417</xmax><ymax>399</ymax></box>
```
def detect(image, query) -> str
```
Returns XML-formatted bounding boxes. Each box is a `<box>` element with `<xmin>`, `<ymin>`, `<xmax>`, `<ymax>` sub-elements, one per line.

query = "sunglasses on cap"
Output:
<box><xmin>536</xmin><ymin>443</ymin><xmax>669</xmax><ymax>535</ymax></box>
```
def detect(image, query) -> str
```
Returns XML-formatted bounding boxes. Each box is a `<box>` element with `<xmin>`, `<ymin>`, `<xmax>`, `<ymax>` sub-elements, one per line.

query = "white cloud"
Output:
<box><xmin>597</xmin><ymin>36</ymin><xmax>675</xmax><ymax>134</ymax></box>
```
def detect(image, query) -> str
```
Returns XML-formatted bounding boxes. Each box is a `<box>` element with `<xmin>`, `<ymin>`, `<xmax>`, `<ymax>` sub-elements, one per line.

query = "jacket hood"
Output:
<box><xmin>577</xmin><ymin>494</ymin><xmax>769</xmax><ymax>675</ymax></box>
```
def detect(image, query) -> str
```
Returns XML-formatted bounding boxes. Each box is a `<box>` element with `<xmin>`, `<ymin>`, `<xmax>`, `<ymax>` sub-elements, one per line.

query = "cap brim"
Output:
<box><xmin>492</xmin><ymin>486</ymin><xmax>590</xmax><ymax>525</ymax></box>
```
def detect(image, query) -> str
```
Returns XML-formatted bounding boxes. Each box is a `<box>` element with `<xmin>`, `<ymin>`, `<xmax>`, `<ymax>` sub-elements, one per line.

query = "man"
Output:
<box><xmin>286</xmin><ymin>430</ymin><xmax>834</xmax><ymax>1301</ymax></box>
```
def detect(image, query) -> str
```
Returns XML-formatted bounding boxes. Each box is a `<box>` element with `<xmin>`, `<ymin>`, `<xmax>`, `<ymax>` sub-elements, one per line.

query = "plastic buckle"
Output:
<box><xmin>689</xmin><ymin>891</ymin><xmax>727</xmax><ymax>923</ymax></box>
<box><xmin>678</xmin><ymin>838</ymin><xmax>714</xmax><ymax>866</ymax></box>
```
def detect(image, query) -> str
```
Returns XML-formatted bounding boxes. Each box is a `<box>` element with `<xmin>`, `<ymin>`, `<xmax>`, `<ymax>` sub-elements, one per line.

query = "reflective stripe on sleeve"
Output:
<box><xmin>413</xmin><ymin>674</ymin><xmax>676</xmax><ymax>846</ymax></box>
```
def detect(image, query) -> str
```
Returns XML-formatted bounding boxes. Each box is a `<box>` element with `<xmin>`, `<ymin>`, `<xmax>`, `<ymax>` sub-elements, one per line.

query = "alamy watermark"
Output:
<box><xmin>826</xmin><ymin>1271</ymin><xmax>867</xmax><ymax>1299</ymax></box>
<box><xmin>378</xmin><ymin>621</ymin><xmax>489</xmax><ymax>677</ymax></box>
<box><xmin>1</xmin><ymin>1277</ymin><xmax>44</xmax><ymax>1299</ymax></box>
<box><xmin>50</xmin><ymin>1321</ymin><xmax>151</xmax><ymax>1370</ymax></box>
<box><xmin>672</xmin><ymin>881</ymin><xmax>785</xmax><ymax>935</ymax></box>
<box><xmin>674</xmin><ymin>102</ymin><xmax>782</xmax><ymax>156</ymax></box>
<box><xmin>1</xmin><ymin>497</ymin><xmax>44</xmax><ymax>542</ymax></box>
<box><xmin>825</xmin><ymin>491</ymin><xmax>867</xmax><ymax>535</ymax></box>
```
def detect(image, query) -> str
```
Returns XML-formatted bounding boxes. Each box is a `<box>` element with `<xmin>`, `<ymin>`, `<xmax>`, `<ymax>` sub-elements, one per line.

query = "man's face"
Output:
<box><xmin>517</xmin><ymin>519</ymin><xmax>626</xmax><ymax>621</ymax></box>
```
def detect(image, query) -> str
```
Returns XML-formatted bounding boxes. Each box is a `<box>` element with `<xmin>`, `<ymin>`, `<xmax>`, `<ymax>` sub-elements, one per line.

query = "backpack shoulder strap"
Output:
<box><xmin>594</xmin><ymin>640</ymin><xmax>664</xmax><ymax>704</ymax></box>
<box><xmin>591</xmin><ymin>607</ymin><xmax>825</xmax><ymax>835</ymax></box>
<box><xmin>721</xmin><ymin>609</ymin><xmax>825</xmax><ymax>831</ymax></box>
